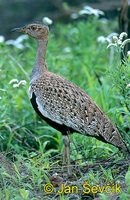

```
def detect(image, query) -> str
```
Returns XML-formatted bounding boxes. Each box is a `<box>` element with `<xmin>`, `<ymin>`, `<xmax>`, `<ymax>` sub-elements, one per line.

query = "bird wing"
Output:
<box><xmin>30</xmin><ymin>71</ymin><xmax>127</xmax><ymax>151</ymax></box>
<box><xmin>30</xmin><ymin>72</ymin><xmax>98</xmax><ymax>133</ymax></box>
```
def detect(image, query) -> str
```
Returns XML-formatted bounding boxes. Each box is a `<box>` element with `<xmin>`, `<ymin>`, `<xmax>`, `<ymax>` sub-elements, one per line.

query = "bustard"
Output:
<box><xmin>14</xmin><ymin>23</ymin><xmax>129</xmax><ymax>173</ymax></box>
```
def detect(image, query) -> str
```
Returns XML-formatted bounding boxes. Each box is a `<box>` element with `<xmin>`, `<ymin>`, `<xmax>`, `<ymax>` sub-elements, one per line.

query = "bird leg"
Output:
<box><xmin>63</xmin><ymin>135</ymin><xmax>71</xmax><ymax>175</ymax></box>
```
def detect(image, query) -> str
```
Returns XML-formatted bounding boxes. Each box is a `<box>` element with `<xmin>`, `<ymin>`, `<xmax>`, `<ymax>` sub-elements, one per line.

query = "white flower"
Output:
<box><xmin>13</xmin><ymin>83</ymin><xmax>19</xmax><ymax>88</ymax></box>
<box><xmin>6</xmin><ymin>41</ymin><xmax>24</xmax><ymax>49</ymax></box>
<box><xmin>117</xmin><ymin>39</ymin><xmax>122</xmax><ymax>45</ymax></box>
<box><xmin>69</xmin><ymin>28</ymin><xmax>79</xmax><ymax>36</ymax></box>
<box><xmin>97</xmin><ymin>33</ymin><xmax>119</xmax><ymax>46</ymax></box>
<box><xmin>127</xmin><ymin>51</ymin><xmax>130</xmax><ymax>55</ymax></box>
<box><xmin>126</xmin><ymin>83</ymin><xmax>130</xmax><ymax>88</ymax></box>
<box><xmin>0</xmin><ymin>36</ymin><xmax>5</xmax><ymax>43</ymax></box>
<box><xmin>15</xmin><ymin>35</ymin><xmax>28</xmax><ymax>43</ymax></box>
<box><xmin>19</xmin><ymin>80</ymin><xmax>27</xmax><ymax>86</ymax></box>
<box><xmin>10</xmin><ymin>79</ymin><xmax>27</xmax><ymax>88</ymax></box>
<box><xmin>99</xmin><ymin>18</ymin><xmax>108</xmax><ymax>24</ymax></box>
<box><xmin>119</xmin><ymin>32</ymin><xmax>127</xmax><ymax>41</ymax></box>
<box><xmin>97</xmin><ymin>36</ymin><xmax>106</xmax><ymax>43</ymax></box>
<box><xmin>9</xmin><ymin>79</ymin><xmax>19</xmax><ymax>84</ymax></box>
<box><xmin>79</xmin><ymin>6</ymin><xmax>104</xmax><ymax>17</ymax></box>
<box><xmin>107</xmin><ymin>33</ymin><xmax>118</xmax><ymax>41</ymax></box>
<box><xmin>71</xmin><ymin>13</ymin><xmax>79</xmax><ymax>19</ymax></box>
<box><xmin>43</xmin><ymin>17</ymin><xmax>53</xmax><ymax>25</ymax></box>
<box><xmin>107</xmin><ymin>32</ymin><xmax>130</xmax><ymax>49</ymax></box>
<box><xmin>112</xmin><ymin>36</ymin><xmax>118</xmax><ymax>43</ymax></box>
<box><xmin>6</xmin><ymin>35</ymin><xmax>28</xmax><ymax>49</ymax></box>
<box><xmin>63</xmin><ymin>47</ymin><xmax>71</xmax><ymax>53</ymax></box>
<box><xmin>79</xmin><ymin>10</ymin><xmax>91</xmax><ymax>15</ymax></box>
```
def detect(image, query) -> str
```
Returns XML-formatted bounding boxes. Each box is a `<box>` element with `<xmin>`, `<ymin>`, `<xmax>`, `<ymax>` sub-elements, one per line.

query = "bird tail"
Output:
<box><xmin>95</xmin><ymin>116</ymin><xmax>130</xmax><ymax>155</ymax></box>
<box><xmin>106</xmin><ymin>125</ymin><xmax>130</xmax><ymax>155</ymax></box>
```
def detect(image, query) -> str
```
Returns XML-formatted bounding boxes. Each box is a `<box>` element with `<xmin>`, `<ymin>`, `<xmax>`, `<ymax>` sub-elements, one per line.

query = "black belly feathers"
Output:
<box><xmin>30</xmin><ymin>92</ymin><xmax>75</xmax><ymax>135</ymax></box>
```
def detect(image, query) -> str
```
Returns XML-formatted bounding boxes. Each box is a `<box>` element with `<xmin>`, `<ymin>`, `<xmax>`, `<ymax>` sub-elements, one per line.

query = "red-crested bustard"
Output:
<box><xmin>14</xmin><ymin>23</ymin><xmax>129</xmax><ymax>174</ymax></box>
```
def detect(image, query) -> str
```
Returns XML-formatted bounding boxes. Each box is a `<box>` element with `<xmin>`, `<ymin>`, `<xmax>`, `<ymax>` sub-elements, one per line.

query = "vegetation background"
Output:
<box><xmin>0</xmin><ymin>0</ymin><xmax>130</xmax><ymax>199</ymax></box>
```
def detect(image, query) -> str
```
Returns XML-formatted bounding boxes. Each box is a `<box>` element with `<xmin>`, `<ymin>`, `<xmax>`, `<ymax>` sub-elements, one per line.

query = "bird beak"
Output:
<box><xmin>11</xmin><ymin>26</ymin><xmax>25</xmax><ymax>33</ymax></box>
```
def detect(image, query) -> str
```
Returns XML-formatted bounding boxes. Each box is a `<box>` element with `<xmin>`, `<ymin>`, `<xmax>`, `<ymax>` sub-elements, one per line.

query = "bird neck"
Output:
<box><xmin>36</xmin><ymin>39</ymin><xmax>48</xmax><ymax>67</ymax></box>
<box><xmin>31</xmin><ymin>39</ymin><xmax>48</xmax><ymax>80</ymax></box>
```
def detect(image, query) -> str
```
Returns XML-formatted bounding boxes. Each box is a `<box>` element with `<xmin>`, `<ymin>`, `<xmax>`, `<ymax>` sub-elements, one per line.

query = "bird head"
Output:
<box><xmin>13</xmin><ymin>23</ymin><xmax>49</xmax><ymax>40</ymax></box>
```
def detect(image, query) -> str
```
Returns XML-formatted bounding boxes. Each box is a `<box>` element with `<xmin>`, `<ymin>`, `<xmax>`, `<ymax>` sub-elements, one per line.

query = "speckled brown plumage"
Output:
<box><xmin>30</xmin><ymin>70</ymin><xmax>128</xmax><ymax>152</ymax></box>
<box><xmin>14</xmin><ymin>23</ymin><xmax>129</xmax><ymax>168</ymax></box>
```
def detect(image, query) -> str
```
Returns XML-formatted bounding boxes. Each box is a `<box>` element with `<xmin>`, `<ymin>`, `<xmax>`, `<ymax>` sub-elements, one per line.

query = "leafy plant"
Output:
<box><xmin>107</xmin><ymin>32</ymin><xmax>130</xmax><ymax>145</ymax></box>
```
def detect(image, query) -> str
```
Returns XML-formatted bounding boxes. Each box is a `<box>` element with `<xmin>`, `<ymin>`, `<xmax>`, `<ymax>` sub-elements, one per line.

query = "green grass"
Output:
<box><xmin>0</xmin><ymin>18</ymin><xmax>130</xmax><ymax>199</ymax></box>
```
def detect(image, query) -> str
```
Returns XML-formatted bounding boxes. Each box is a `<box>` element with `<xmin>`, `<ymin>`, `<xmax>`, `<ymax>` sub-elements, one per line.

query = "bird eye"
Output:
<box><xmin>31</xmin><ymin>26</ymin><xmax>36</xmax><ymax>31</ymax></box>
